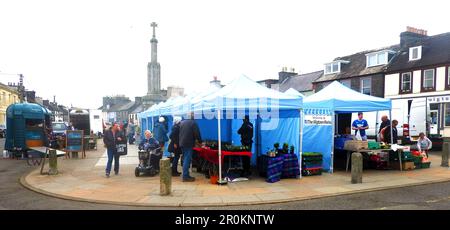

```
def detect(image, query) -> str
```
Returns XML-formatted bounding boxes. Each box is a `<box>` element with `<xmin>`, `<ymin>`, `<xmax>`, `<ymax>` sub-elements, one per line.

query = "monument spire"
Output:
<box><xmin>147</xmin><ymin>22</ymin><xmax>161</xmax><ymax>96</ymax></box>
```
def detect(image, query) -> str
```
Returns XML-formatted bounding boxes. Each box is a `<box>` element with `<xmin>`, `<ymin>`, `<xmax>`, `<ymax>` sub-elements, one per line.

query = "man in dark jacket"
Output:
<box><xmin>103</xmin><ymin>122</ymin><xmax>123</xmax><ymax>177</ymax></box>
<box><xmin>168</xmin><ymin>116</ymin><xmax>182</xmax><ymax>176</ymax></box>
<box><xmin>179</xmin><ymin>113</ymin><xmax>202</xmax><ymax>182</ymax></box>
<box><xmin>237</xmin><ymin>115</ymin><xmax>253</xmax><ymax>176</ymax></box>
<box><xmin>238</xmin><ymin>115</ymin><xmax>254</xmax><ymax>151</ymax></box>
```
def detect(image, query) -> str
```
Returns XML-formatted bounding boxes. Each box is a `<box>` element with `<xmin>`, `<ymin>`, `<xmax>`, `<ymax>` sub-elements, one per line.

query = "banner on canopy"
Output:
<box><xmin>302</xmin><ymin>108</ymin><xmax>333</xmax><ymax>172</ymax></box>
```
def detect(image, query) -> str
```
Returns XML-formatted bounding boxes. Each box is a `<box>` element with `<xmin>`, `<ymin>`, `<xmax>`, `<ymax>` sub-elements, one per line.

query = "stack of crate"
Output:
<box><xmin>302</xmin><ymin>152</ymin><xmax>323</xmax><ymax>176</ymax></box>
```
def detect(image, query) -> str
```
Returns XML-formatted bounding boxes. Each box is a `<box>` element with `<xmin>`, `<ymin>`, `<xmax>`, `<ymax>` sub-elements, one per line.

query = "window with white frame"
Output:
<box><xmin>447</xmin><ymin>67</ymin><xmax>450</xmax><ymax>86</ymax></box>
<box><xmin>409</xmin><ymin>46</ymin><xmax>422</xmax><ymax>61</ymax></box>
<box><xmin>400</xmin><ymin>72</ymin><xmax>412</xmax><ymax>92</ymax></box>
<box><xmin>324</xmin><ymin>62</ymin><xmax>340</xmax><ymax>74</ymax></box>
<box><xmin>361</xmin><ymin>77</ymin><xmax>371</xmax><ymax>95</ymax></box>
<box><xmin>423</xmin><ymin>69</ymin><xmax>435</xmax><ymax>89</ymax></box>
<box><xmin>366</xmin><ymin>51</ymin><xmax>388</xmax><ymax>67</ymax></box>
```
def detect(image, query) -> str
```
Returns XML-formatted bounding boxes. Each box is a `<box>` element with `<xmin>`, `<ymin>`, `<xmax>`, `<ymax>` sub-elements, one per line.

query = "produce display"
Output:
<box><xmin>203</xmin><ymin>140</ymin><xmax>250</xmax><ymax>152</ymax></box>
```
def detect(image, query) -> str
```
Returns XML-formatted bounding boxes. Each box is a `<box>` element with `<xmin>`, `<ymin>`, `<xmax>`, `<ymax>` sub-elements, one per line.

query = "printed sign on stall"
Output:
<box><xmin>304</xmin><ymin>114</ymin><xmax>332</xmax><ymax>125</ymax></box>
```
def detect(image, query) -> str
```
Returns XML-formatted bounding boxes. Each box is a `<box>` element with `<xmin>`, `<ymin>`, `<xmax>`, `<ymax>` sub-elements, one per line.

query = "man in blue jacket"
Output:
<box><xmin>153</xmin><ymin>116</ymin><xmax>169</xmax><ymax>151</ymax></box>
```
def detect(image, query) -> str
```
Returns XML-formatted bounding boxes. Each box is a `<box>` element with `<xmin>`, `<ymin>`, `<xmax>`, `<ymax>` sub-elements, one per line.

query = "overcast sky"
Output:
<box><xmin>0</xmin><ymin>0</ymin><xmax>449</xmax><ymax>109</ymax></box>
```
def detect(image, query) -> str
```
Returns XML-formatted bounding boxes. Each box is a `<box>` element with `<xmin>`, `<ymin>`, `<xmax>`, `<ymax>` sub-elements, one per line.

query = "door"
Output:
<box><xmin>429</xmin><ymin>110</ymin><xmax>439</xmax><ymax>135</ymax></box>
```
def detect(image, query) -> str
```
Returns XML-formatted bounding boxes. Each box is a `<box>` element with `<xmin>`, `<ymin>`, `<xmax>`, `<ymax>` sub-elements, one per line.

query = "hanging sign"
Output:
<box><xmin>427</xmin><ymin>95</ymin><xmax>450</xmax><ymax>104</ymax></box>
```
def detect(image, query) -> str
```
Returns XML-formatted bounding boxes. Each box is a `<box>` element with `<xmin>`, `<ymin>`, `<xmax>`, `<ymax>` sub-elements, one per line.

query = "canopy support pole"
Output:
<box><xmin>331</xmin><ymin>110</ymin><xmax>335</xmax><ymax>173</ymax></box>
<box><xmin>299</xmin><ymin>109</ymin><xmax>304</xmax><ymax>179</ymax></box>
<box><xmin>389</xmin><ymin>110</ymin><xmax>393</xmax><ymax>144</ymax></box>
<box><xmin>217</xmin><ymin>108</ymin><xmax>227</xmax><ymax>185</ymax></box>
<box><xmin>336</xmin><ymin>113</ymin><xmax>339</xmax><ymax>135</ymax></box>
<box><xmin>376</xmin><ymin>111</ymin><xmax>379</xmax><ymax>141</ymax></box>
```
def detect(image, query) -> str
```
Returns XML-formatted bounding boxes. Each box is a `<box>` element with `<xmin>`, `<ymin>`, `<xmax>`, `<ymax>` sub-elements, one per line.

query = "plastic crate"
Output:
<box><xmin>413</xmin><ymin>156</ymin><xmax>423</xmax><ymax>164</ymax></box>
<box><xmin>368</xmin><ymin>141</ymin><xmax>380</xmax><ymax>149</ymax></box>
<box><xmin>421</xmin><ymin>162</ymin><xmax>431</xmax><ymax>169</ymax></box>
<box><xmin>302</xmin><ymin>167</ymin><xmax>322</xmax><ymax>176</ymax></box>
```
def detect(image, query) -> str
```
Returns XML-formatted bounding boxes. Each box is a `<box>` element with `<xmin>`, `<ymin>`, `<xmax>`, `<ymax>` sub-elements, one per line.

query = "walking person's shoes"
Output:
<box><xmin>115</xmin><ymin>171</ymin><xmax>119</xmax><ymax>176</ymax></box>
<box><xmin>182</xmin><ymin>176</ymin><xmax>195</xmax><ymax>182</ymax></box>
<box><xmin>172</xmin><ymin>171</ymin><xmax>181</xmax><ymax>176</ymax></box>
<box><xmin>105</xmin><ymin>173</ymin><xmax>110</xmax><ymax>178</ymax></box>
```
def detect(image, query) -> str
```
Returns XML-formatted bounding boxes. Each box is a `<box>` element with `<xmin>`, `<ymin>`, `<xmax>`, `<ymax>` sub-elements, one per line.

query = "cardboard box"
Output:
<box><xmin>344</xmin><ymin>140</ymin><xmax>368</xmax><ymax>151</ymax></box>
<box><xmin>390</xmin><ymin>161</ymin><xmax>415</xmax><ymax>170</ymax></box>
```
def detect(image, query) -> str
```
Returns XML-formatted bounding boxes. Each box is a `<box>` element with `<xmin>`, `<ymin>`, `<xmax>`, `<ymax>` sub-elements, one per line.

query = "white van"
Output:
<box><xmin>350</xmin><ymin>98</ymin><xmax>428</xmax><ymax>143</ymax></box>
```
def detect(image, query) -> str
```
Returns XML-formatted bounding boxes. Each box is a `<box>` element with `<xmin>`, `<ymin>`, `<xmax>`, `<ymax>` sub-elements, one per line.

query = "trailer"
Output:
<box><xmin>69</xmin><ymin>108</ymin><xmax>104</xmax><ymax>136</ymax></box>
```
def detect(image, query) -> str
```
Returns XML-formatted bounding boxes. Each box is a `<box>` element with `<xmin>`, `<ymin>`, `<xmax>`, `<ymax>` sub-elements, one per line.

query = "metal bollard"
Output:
<box><xmin>159</xmin><ymin>158</ymin><xmax>172</xmax><ymax>196</ymax></box>
<box><xmin>48</xmin><ymin>149</ymin><xmax>58</xmax><ymax>175</ymax></box>
<box><xmin>442</xmin><ymin>142</ymin><xmax>449</xmax><ymax>167</ymax></box>
<box><xmin>351</xmin><ymin>152</ymin><xmax>363</xmax><ymax>184</ymax></box>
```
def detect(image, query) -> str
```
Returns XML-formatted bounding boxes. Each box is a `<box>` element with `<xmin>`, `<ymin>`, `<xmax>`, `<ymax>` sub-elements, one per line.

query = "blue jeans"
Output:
<box><xmin>182</xmin><ymin>147</ymin><xmax>193</xmax><ymax>179</ymax></box>
<box><xmin>106</xmin><ymin>148</ymin><xmax>120</xmax><ymax>174</ymax></box>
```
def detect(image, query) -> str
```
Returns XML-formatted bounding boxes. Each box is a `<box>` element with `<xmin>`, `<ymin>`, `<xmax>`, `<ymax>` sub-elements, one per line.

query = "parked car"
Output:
<box><xmin>0</xmin><ymin>124</ymin><xmax>6</xmax><ymax>138</ymax></box>
<box><xmin>52</xmin><ymin>122</ymin><xmax>68</xmax><ymax>137</ymax></box>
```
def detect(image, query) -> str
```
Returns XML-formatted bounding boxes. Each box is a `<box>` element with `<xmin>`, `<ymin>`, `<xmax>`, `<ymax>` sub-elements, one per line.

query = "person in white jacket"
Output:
<box><xmin>417</xmin><ymin>132</ymin><xmax>432</xmax><ymax>157</ymax></box>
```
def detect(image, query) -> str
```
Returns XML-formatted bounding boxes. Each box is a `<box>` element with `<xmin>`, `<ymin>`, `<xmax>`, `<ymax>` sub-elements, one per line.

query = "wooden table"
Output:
<box><xmin>344</xmin><ymin>148</ymin><xmax>405</xmax><ymax>172</ymax></box>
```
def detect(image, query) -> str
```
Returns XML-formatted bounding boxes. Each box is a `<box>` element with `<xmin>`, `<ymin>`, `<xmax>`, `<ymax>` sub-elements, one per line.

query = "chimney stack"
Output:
<box><xmin>135</xmin><ymin>97</ymin><xmax>142</xmax><ymax>104</ymax></box>
<box><xmin>278</xmin><ymin>67</ymin><xmax>297</xmax><ymax>83</ymax></box>
<box><xmin>210</xmin><ymin>76</ymin><xmax>222</xmax><ymax>88</ymax></box>
<box><xmin>400</xmin><ymin>26</ymin><xmax>428</xmax><ymax>49</ymax></box>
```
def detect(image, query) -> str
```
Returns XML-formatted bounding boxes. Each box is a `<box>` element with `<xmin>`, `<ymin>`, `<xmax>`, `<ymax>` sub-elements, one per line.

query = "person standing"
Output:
<box><xmin>103</xmin><ymin>122</ymin><xmax>123</xmax><ymax>177</ymax></box>
<box><xmin>378</xmin><ymin>115</ymin><xmax>390</xmax><ymax>141</ymax></box>
<box><xmin>179</xmin><ymin>112</ymin><xmax>202</xmax><ymax>182</ymax></box>
<box><xmin>168</xmin><ymin>116</ymin><xmax>182</xmax><ymax>176</ymax></box>
<box><xmin>237</xmin><ymin>115</ymin><xmax>253</xmax><ymax>176</ymax></box>
<box><xmin>352</xmin><ymin>112</ymin><xmax>369</xmax><ymax>141</ymax></box>
<box><xmin>127</xmin><ymin>121</ymin><xmax>136</xmax><ymax>145</ymax></box>
<box><xmin>382</xmin><ymin>119</ymin><xmax>399</xmax><ymax>144</ymax></box>
<box><xmin>153</xmin><ymin>117</ymin><xmax>169</xmax><ymax>151</ymax></box>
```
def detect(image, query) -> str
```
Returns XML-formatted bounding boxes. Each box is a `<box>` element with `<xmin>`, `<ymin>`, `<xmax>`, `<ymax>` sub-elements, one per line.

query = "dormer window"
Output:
<box><xmin>409</xmin><ymin>46</ymin><xmax>422</xmax><ymax>61</ymax></box>
<box><xmin>324</xmin><ymin>60</ymin><xmax>349</xmax><ymax>75</ymax></box>
<box><xmin>366</xmin><ymin>50</ymin><xmax>395</xmax><ymax>68</ymax></box>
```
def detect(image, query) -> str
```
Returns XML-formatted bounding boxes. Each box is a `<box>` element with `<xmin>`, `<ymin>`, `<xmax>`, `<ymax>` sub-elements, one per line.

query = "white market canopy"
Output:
<box><xmin>304</xmin><ymin>81</ymin><xmax>391</xmax><ymax>112</ymax></box>
<box><xmin>284</xmin><ymin>88</ymin><xmax>305</xmax><ymax>98</ymax></box>
<box><xmin>194</xmin><ymin>75</ymin><xmax>303</xmax><ymax>111</ymax></box>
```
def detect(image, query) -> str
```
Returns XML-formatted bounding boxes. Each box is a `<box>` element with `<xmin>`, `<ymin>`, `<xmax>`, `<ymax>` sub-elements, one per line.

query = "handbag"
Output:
<box><xmin>116</xmin><ymin>142</ymin><xmax>128</xmax><ymax>156</ymax></box>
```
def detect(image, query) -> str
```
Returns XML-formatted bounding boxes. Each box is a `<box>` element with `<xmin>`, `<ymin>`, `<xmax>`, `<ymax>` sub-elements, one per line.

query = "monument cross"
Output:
<box><xmin>151</xmin><ymin>22</ymin><xmax>158</xmax><ymax>38</ymax></box>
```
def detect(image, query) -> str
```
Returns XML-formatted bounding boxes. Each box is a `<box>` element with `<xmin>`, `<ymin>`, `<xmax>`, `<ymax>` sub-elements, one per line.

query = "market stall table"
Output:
<box><xmin>193</xmin><ymin>147</ymin><xmax>252</xmax><ymax>166</ymax></box>
<box><xmin>344</xmin><ymin>148</ymin><xmax>406</xmax><ymax>172</ymax></box>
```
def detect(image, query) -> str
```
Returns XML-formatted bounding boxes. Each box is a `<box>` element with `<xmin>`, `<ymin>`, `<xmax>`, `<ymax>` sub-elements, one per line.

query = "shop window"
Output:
<box><xmin>446</xmin><ymin>66</ymin><xmax>450</xmax><ymax>90</ymax></box>
<box><xmin>400</xmin><ymin>72</ymin><xmax>412</xmax><ymax>94</ymax></box>
<box><xmin>445</xmin><ymin>103</ymin><xmax>450</xmax><ymax>127</ymax></box>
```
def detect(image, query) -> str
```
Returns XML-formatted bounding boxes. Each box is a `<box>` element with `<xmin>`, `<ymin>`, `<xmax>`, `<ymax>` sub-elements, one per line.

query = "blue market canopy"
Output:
<box><xmin>304</xmin><ymin>81</ymin><xmax>391</xmax><ymax>112</ymax></box>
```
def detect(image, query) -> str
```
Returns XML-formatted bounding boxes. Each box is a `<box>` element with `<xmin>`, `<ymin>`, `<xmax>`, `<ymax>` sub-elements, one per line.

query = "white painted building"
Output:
<box><xmin>385</xmin><ymin>28</ymin><xmax>450</xmax><ymax>139</ymax></box>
